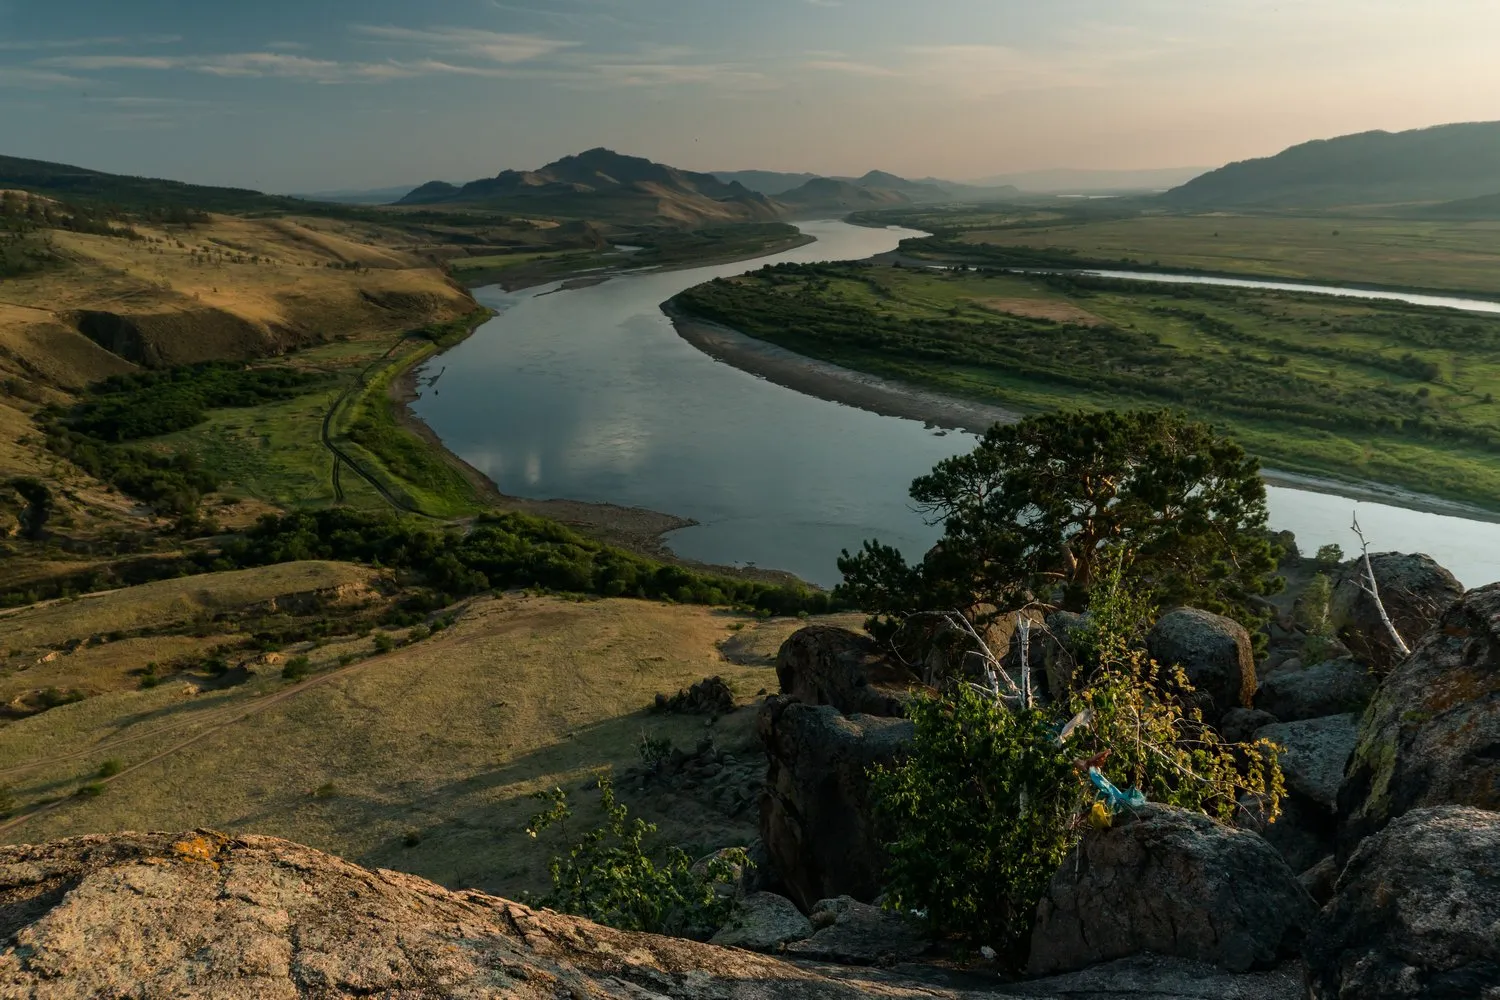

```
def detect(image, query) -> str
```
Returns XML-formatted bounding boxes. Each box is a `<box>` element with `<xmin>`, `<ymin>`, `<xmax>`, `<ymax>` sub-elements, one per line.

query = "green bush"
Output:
<box><xmin>870</xmin><ymin>559</ymin><xmax>1283</xmax><ymax>964</ymax></box>
<box><xmin>97</xmin><ymin>759</ymin><xmax>123</xmax><ymax>778</ymax></box>
<box><xmin>281</xmin><ymin>655</ymin><xmax>311</xmax><ymax>681</ymax></box>
<box><xmin>372</xmin><ymin>633</ymin><xmax>396</xmax><ymax>654</ymax></box>
<box><xmin>526</xmin><ymin>776</ymin><xmax>746</xmax><ymax>939</ymax></box>
<box><xmin>1315</xmin><ymin>543</ymin><xmax>1345</xmax><ymax>569</ymax></box>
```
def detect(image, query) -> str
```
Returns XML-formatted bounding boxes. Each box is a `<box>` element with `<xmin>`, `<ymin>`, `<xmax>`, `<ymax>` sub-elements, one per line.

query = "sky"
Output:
<box><xmin>2</xmin><ymin>0</ymin><xmax>1498</xmax><ymax>193</ymax></box>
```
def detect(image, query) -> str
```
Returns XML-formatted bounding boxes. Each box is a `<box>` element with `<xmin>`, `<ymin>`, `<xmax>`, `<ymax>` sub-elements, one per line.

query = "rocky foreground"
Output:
<box><xmin>0</xmin><ymin>829</ymin><xmax>1304</xmax><ymax>999</ymax></box>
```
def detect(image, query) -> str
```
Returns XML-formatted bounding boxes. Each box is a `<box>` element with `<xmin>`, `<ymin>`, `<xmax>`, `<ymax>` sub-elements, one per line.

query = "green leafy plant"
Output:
<box><xmin>526</xmin><ymin>776</ymin><xmax>746</xmax><ymax>939</ymax></box>
<box><xmin>636</xmin><ymin>732</ymin><xmax>674</xmax><ymax>771</ymax></box>
<box><xmin>1297</xmin><ymin>572</ymin><xmax>1340</xmax><ymax>662</ymax></box>
<box><xmin>1314</xmin><ymin>543</ymin><xmax>1345</xmax><ymax>569</ymax></box>
<box><xmin>372</xmin><ymin>633</ymin><xmax>396</xmax><ymax>654</ymax></box>
<box><xmin>870</xmin><ymin>553</ymin><xmax>1283</xmax><ymax>964</ymax></box>
<box><xmin>281</xmin><ymin>655</ymin><xmax>311</xmax><ymax>681</ymax></box>
<box><xmin>97</xmin><ymin>759</ymin><xmax>123</xmax><ymax>779</ymax></box>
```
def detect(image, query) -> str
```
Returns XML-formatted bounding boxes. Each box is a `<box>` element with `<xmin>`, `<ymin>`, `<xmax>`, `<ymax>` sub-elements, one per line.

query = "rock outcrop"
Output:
<box><xmin>775</xmin><ymin>626</ymin><xmax>916</xmax><ymax>717</ymax></box>
<box><xmin>783</xmin><ymin>896</ymin><xmax>930</xmax><ymax>965</ymax></box>
<box><xmin>1147</xmin><ymin>608</ymin><xmax>1257</xmax><ymax>715</ymax></box>
<box><xmin>758</xmin><ymin>696</ymin><xmax>913</xmax><ymax>911</ymax></box>
<box><xmin>1304</xmin><ymin>806</ymin><xmax>1500</xmax><ymax>999</ymax></box>
<box><xmin>1254</xmin><ymin>657</ymin><xmax>1375</xmax><ymax>722</ymax></box>
<box><xmin>654</xmin><ymin>675</ymin><xmax>736</xmax><ymax>715</ymax></box>
<box><xmin>1329</xmin><ymin>552</ymin><xmax>1463</xmax><ymax>671</ymax></box>
<box><xmin>1337</xmin><ymin>583</ymin><xmax>1500</xmax><ymax>855</ymax></box>
<box><xmin>709</xmin><ymin>891</ymin><xmax>812</xmax><ymax>951</ymax></box>
<box><xmin>1028</xmin><ymin>804</ymin><xmax>1316</xmax><ymax>975</ymax></box>
<box><xmin>1256</xmin><ymin>714</ymin><xmax>1359</xmax><ymax>814</ymax></box>
<box><xmin>0</xmin><ymin>829</ymin><xmax>1304</xmax><ymax>999</ymax></box>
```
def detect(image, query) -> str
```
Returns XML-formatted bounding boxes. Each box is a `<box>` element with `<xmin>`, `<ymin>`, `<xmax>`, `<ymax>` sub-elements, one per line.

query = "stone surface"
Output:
<box><xmin>1297</xmin><ymin>855</ymin><xmax>1339</xmax><ymax>907</ymax></box>
<box><xmin>758</xmin><ymin>695</ymin><xmax>913</xmax><ymax>911</ymax></box>
<box><xmin>0</xmin><ymin>828</ymin><xmax>1309</xmax><ymax>999</ymax></box>
<box><xmin>783</xmin><ymin>896</ymin><xmax>930</xmax><ymax>965</ymax></box>
<box><xmin>1035</xmin><ymin>610</ymin><xmax>1091</xmax><ymax>700</ymax></box>
<box><xmin>1221</xmin><ymin>707</ymin><xmax>1279</xmax><ymax>744</ymax></box>
<box><xmin>1009</xmin><ymin>954</ymin><xmax>1302</xmax><ymax>1000</ymax></box>
<box><xmin>1254</xmin><ymin>657</ymin><xmax>1375</xmax><ymax>722</ymax></box>
<box><xmin>1255</xmin><ymin>714</ymin><xmax>1359</xmax><ymax>813</ymax></box>
<box><xmin>775</xmin><ymin>626</ymin><xmax>916</xmax><ymax>718</ymax></box>
<box><xmin>1337</xmin><ymin>583</ymin><xmax>1500</xmax><ymax>855</ymax></box>
<box><xmin>1305</xmin><ymin>806</ymin><xmax>1500</xmax><ymax>1000</ymax></box>
<box><xmin>709</xmin><ymin>891</ymin><xmax>813</xmax><ymax>951</ymax></box>
<box><xmin>1237</xmin><ymin>793</ymin><xmax>1335</xmax><ymax>875</ymax></box>
<box><xmin>1147</xmin><ymin>608</ymin><xmax>1257</xmax><ymax>714</ymax></box>
<box><xmin>1329</xmin><ymin>551</ymin><xmax>1463</xmax><ymax>672</ymax></box>
<box><xmin>655</xmin><ymin>675</ymin><xmax>737</xmax><ymax>715</ymax></box>
<box><xmin>1028</xmin><ymin>804</ymin><xmax>1316</xmax><ymax>976</ymax></box>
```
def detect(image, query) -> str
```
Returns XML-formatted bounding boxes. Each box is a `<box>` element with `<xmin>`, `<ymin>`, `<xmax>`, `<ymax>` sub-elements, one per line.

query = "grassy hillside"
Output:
<box><xmin>876</xmin><ymin>207</ymin><xmax>1500</xmax><ymax>298</ymax></box>
<box><xmin>0</xmin><ymin>584</ymin><xmax>855</xmax><ymax>897</ymax></box>
<box><xmin>1162</xmin><ymin>121</ymin><xmax>1500</xmax><ymax>208</ymax></box>
<box><xmin>674</xmin><ymin>261</ymin><xmax>1500</xmax><ymax>508</ymax></box>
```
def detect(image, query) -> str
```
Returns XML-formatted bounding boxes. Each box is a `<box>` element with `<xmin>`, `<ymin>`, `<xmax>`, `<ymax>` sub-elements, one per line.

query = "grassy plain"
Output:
<box><xmin>675</xmin><ymin>263</ymin><xmax>1500</xmax><ymax>508</ymax></box>
<box><xmin>0</xmin><ymin>588</ymin><xmax>858</xmax><ymax>898</ymax></box>
<box><xmin>933</xmin><ymin>214</ymin><xmax>1500</xmax><ymax>297</ymax></box>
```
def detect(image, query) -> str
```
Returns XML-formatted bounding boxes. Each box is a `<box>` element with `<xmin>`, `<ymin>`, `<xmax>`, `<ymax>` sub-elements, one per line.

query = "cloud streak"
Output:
<box><xmin>354</xmin><ymin>25</ymin><xmax>579</xmax><ymax>63</ymax></box>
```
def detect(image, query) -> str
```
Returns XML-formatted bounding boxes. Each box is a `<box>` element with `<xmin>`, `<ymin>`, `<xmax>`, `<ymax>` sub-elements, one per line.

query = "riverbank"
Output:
<box><xmin>664</xmin><ymin>302</ymin><xmax>1021</xmax><ymax>433</ymax></box>
<box><xmin>666</xmin><ymin>303</ymin><xmax>1500</xmax><ymax>525</ymax></box>
<box><xmin>459</xmin><ymin>232</ymin><xmax>818</xmax><ymax>294</ymax></box>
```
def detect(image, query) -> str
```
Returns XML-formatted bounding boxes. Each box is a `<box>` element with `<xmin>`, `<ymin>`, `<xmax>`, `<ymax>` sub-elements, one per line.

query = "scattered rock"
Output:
<box><xmin>1147</xmin><ymin>607</ymin><xmax>1257</xmax><ymax>714</ymax></box>
<box><xmin>709</xmin><ymin>891</ymin><xmax>813</xmax><ymax>951</ymax></box>
<box><xmin>1337</xmin><ymin>583</ymin><xmax>1500</xmax><ymax>856</ymax></box>
<box><xmin>775</xmin><ymin>626</ymin><xmax>918</xmax><ymax>717</ymax></box>
<box><xmin>623</xmin><ymin>737</ymin><xmax>761</xmax><ymax>819</ymax></box>
<box><xmin>1329</xmin><ymin>552</ymin><xmax>1463</xmax><ymax>672</ymax></box>
<box><xmin>1255</xmin><ymin>657</ymin><xmax>1375</xmax><ymax>722</ymax></box>
<box><xmin>1255</xmin><ymin>714</ymin><xmax>1359</xmax><ymax>813</ymax></box>
<box><xmin>1028</xmin><ymin>803</ymin><xmax>1316</xmax><ymax>975</ymax></box>
<box><xmin>1305</xmin><ymin>806</ymin><xmax>1500</xmax><ymax>999</ymax></box>
<box><xmin>1009</xmin><ymin>953</ymin><xmax>1303</xmax><ymax>1000</ymax></box>
<box><xmin>758</xmin><ymin>696</ymin><xmax>913</xmax><ymax>911</ymax></box>
<box><xmin>654</xmin><ymin>675</ymin><xmax>735</xmax><ymax>715</ymax></box>
<box><xmin>1297</xmin><ymin>855</ymin><xmax>1339</xmax><ymax>907</ymax></box>
<box><xmin>1264</xmin><ymin>655</ymin><xmax>1302</xmax><ymax>678</ymax></box>
<box><xmin>1221</xmin><ymin>707</ymin><xmax>1279</xmax><ymax>744</ymax></box>
<box><xmin>1238</xmin><ymin>793</ymin><xmax>1335</xmax><ymax>876</ymax></box>
<box><xmin>783</xmin><ymin>896</ymin><xmax>930</xmax><ymax>965</ymax></box>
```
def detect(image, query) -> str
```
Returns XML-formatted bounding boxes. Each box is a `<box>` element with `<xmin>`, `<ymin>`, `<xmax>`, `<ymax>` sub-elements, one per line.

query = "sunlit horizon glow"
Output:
<box><xmin>1</xmin><ymin>0</ymin><xmax>1497</xmax><ymax>192</ymax></box>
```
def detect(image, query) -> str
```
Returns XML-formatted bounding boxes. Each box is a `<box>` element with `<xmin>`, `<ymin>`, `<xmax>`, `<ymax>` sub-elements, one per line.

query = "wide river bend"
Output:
<box><xmin>412</xmin><ymin>221</ymin><xmax>1500</xmax><ymax>589</ymax></box>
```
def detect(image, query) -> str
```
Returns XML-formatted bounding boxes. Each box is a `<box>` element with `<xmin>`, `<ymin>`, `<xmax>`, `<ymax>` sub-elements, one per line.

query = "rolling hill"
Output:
<box><xmin>0</xmin><ymin>154</ymin><xmax>315</xmax><ymax>214</ymax></box>
<box><xmin>398</xmin><ymin>148</ymin><xmax>782</xmax><ymax>226</ymax></box>
<box><xmin>712</xmin><ymin>169</ymin><xmax>820</xmax><ymax>196</ymax></box>
<box><xmin>1163</xmin><ymin>121</ymin><xmax>1500</xmax><ymax>208</ymax></box>
<box><xmin>776</xmin><ymin>176</ymin><xmax>911</xmax><ymax>214</ymax></box>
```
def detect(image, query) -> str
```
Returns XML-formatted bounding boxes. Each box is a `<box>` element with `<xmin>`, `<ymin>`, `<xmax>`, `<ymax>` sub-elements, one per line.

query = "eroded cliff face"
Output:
<box><xmin>0</xmin><ymin>830</ymin><xmax>1303</xmax><ymax>1000</ymax></box>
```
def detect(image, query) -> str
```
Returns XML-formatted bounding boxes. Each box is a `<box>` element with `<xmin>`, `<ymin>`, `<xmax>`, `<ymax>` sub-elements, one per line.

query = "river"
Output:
<box><xmin>411</xmin><ymin>220</ymin><xmax>1500</xmax><ymax>589</ymax></box>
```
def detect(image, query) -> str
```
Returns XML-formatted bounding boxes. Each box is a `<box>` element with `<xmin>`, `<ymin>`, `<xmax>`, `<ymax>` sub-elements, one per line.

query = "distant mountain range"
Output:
<box><xmin>0</xmin><ymin>153</ymin><xmax>308</xmax><ymax>213</ymax></box>
<box><xmin>1163</xmin><ymin>121</ymin><xmax>1500</xmax><ymax>209</ymax></box>
<box><xmin>966</xmin><ymin>166</ymin><xmax>1208</xmax><ymax>194</ymax></box>
<box><xmin>292</xmin><ymin>185</ymin><xmax>420</xmax><ymax>205</ymax></box>
<box><xmin>397</xmin><ymin>148</ymin><xmax>782</xmax><ymax>226</ymax></box>
<box><xmin>715</xmin><ymin>167</ymin><xmax>1021</xmax><ymax>205</ymax></box>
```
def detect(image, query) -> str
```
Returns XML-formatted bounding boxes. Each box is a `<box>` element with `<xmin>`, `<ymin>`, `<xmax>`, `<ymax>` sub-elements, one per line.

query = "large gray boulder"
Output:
<box><xmin>1305</xmin><ymin>806</ymin><xmax>1500</xmax><ymax>999</ymax></box>
<box><xmin>1329</xmin><ymin>552</ymin><xmax>1463</xmax><ymax>672</ymax></box>
<box><xmin>1147</xmin><ymin>608</ymin><xmax>1257</xmax><ymax>715</ymax></box>
<box><xmin>1254</xmin><ymin>657</ymin><xmax>1375</xmax><ymax>722</ymax></box>
<box><xmin>775</xmin><ymin>626</ymin><xmax>916</xmax><ymax>718</ymax></box>
<box><xmin>1255</xmin><ymin>714</ymin><xmax>1359</xmax><ymax>813</ymax></box>
<box><xmin>758</xmin><ymin>696</ymin><xmax>913</xmax><ymax>911</ymax></box>
<box><xmin>709</xmin><ymin>891</ymin><xmax>813</xmax><ymax>951</ymax></box>
<box><xmin>783</xmin><ymin>896</ymin><xmax>930</xmax><ymax>965</ymax></box>
<box><xmin>1028</xmin><ymin>804</ymin><xmax>1316</xmax><ymax>975</ymax></box>
<box><xmin>1337</xmin><ymin>583</ymin><xmax>1500</xmax><ymax>856</ymax></box>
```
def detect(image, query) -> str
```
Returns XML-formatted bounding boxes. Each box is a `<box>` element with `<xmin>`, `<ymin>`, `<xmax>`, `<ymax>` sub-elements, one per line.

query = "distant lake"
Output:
<box><xmin>412</xmin><ymin>221</ymin><xmax>1500</xmax><ymax>590</ymax></box>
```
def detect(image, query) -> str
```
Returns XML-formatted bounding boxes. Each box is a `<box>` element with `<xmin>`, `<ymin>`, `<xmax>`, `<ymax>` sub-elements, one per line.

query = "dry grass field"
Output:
<box><xmin>0</xmin><ymin>585</ymin><xmax>861</xmax><ymax>899</ymax></box>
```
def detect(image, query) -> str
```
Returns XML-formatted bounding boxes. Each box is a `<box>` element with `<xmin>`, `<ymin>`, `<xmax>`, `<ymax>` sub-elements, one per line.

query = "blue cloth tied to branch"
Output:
<box><xmin>1088</xmin><ymin>766</ymin><xmax>1147</xmax><ymax>812</ymax></box>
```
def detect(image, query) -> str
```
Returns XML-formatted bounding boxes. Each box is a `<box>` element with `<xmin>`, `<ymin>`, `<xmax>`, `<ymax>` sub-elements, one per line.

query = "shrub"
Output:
<box><xmin>372</xmin><ymin>633</ymin><xmax>396</xmax><ymax>654</ymax></box>
<box><xmin>97</xmin><ymin>759</ymin><xmax>123</xmax><ymax>778</ymax></box>
<box><xmin>312</xmin><ymin>782</ymin><xmax>337</xmax><ymax>799</ymax></box>
<box><xmin>870</xmin><ymin>556</ymin><xmax>1283</xmax><ymax>964</ymax></box>
<box><xmin>75</xmin><ymin>782</ymin><xmax>105</xmax><ymax>798</ymax></box>
<box><xmin>282</xmin><ymin>655</ymin><xmax>311</xmax><ymax>681</ymax></box>
<box><xmin>1314</xmin><ymin>543</ymin><xmax>1345</xmax><ymax>569</ymax></box>
<box><xmin>526</xmin><ymin>776</ymin><xmax>745</xmax><ymax>938</ymax></box>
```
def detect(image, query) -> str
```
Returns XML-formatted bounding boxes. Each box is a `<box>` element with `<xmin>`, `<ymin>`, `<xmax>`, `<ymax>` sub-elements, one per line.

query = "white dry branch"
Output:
<box><xmin>1351</xmin><ymin>513</ymin><xmax>1410</xmax><ymax>659</ymax></box>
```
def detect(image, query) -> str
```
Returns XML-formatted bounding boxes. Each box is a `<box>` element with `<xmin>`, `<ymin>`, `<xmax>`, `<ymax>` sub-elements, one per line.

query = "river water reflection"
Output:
<box><xmin>411</xmin><ymin>221</ymin><xmax>1500</xmax><ymax>589</ymax></box>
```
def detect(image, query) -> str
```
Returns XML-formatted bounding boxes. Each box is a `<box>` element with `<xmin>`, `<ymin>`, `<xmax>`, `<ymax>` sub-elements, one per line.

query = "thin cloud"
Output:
<box><xmin>804</xmin><ymin>59</ymin><xmax>899</xmax><ymax>77</ymax></box>
<box><xmin>0</xmin><ymin>34</ymin><xmax>180</xmax><ymax>52</ymax></box>
<box><xmin>354</xmin><ymin>25</ymin><xmax>578</xmax><ymax>63</ymax></box>
<box><xmin>0</xmin><ymin>66</ymin><xmax>87</xmax><ymax>88</ymax></box>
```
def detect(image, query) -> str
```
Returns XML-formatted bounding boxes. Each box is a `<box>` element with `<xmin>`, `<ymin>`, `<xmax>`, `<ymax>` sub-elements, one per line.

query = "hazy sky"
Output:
<box><xmin>2</xmin><ymin>0</ymin><xmax>1498</xmax><ymax>192</ymax></box>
